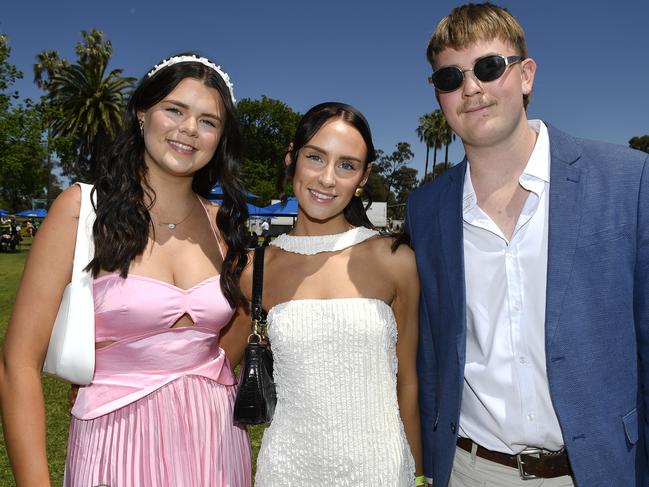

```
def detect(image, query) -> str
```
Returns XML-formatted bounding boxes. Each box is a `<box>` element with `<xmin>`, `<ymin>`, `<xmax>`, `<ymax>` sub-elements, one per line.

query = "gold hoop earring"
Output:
<box><xmin>354</xmin><ymin>186</ymin><xmax>364</xmax><ymax>198</ymax></box>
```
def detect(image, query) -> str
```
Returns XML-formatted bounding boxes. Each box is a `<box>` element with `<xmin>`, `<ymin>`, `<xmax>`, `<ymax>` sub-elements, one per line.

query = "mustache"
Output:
<box><xmin>460</xmin><ymin>98</ymin><xmax>492</xmax><ymax>114</ymax></box>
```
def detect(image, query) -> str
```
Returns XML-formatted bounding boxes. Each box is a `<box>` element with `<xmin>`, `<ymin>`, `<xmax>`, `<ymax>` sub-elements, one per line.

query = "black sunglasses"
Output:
<box><xmin>428</xmin><ymin>54</ymin><xmax>522</xmax><ymax>92</ymax></box>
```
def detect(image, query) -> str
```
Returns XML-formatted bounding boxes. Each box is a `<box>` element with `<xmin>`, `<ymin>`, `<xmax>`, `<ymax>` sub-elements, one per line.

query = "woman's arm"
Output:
<box><xmin>218</xmin><ymin>249</ymin><xmax>254</xmax><ymax>369</ymax></box>
<box><xmin>390</xmin><ymin>242</ymin><xmax>424</xmax><ymax>479</ymax></box>
<box><xmin>0</xmin><ymin>186</ymin><xmax>81</xmax><ymax>486</ymax></box>
<box><xmin>219</xmin><ymin>305</ymin><xmax>252</xmax><ymax>369</ymax></box>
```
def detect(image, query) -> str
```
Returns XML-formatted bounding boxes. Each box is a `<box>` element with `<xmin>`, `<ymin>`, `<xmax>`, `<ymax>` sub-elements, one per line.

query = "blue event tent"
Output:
<box><xmin>257</xmin><ymin>197</ymin><xmax>298</xmax><ymax>217</ymax></box>
<box><xmin>0</xmin><ymin>209</ymin><xmax>9</xmax><ymax>216</ymax></box>
<box><xmin>246</xmin><ymin>203</ymin><xmax>267</xmax><ymax>217</ymax></box>
<box><xmin>209</xmin><ymin>183</ymin><xmax>259</xmax><ymax>200</ymax></box>
<box><xmin>206</xmin><ymin>198</ymin><xmax>266</xmax><ymax>218</ymax></box>
<box><xmin>206</xmin><ymin>196</ymin><xmax>298</xmax><ymax>218</ymax></box>
<box><xmin>15</xmin><ymin>208</ymin><xmax>48</xmax><ymax>218</ymax></box>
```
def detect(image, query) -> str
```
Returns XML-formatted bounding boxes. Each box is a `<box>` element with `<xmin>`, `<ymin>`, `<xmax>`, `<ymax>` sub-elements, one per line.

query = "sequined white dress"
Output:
<box><xmin>254</xmin><ymin>227</ymin><xmax>416</xmax><ymax>486</ymax></box>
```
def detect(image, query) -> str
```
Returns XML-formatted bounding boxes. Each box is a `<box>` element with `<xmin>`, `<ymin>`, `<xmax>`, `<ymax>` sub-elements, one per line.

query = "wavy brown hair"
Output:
<box><xmin>87</xmin><ymin>53</ymin><xmax>249</xmax><ymax>306</ymax></box>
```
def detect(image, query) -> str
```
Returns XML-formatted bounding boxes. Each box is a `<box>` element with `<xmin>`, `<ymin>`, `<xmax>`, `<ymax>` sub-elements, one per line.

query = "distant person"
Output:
<box><xmin>25</xmin><ymin>219</ymin><xmax>35</xmax><ymax>238</ymax></box>
<box><xmin>12</xmin><ymin>217</ymin><xmax>21</xmax><ymax>236</ymax></box>
<box><xmin>225</xmin><ymin>102</ymin><xmax>425</xmax><ymax>486</ymax></box>
<box><xmin>260</xmin><ymin>218</ymin><xmax>270</xmax><ymax>237</ymax></box>
<box><xmin>0</xmin><ymin>53</ymin><xmax>252</xmax><ymax>486</ymax></box>
<box><xmin>9</xmin><ymin>217</ymin><xmax>21</xmax><ymax>246</ymax></box>
<box><xmin>406</xmin><ymin>3</ymin><xmax>649</xmax><ymax>486</ymax></box>
<box><xmin>248</xmin><ymin>229</ymin><xmax>260</xmax><ymax>248</ymax></box>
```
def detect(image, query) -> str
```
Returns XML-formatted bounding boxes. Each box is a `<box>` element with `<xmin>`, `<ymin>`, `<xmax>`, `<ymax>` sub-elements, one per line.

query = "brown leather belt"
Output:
<box><xmin>457</xmin><ymin>437</ymin><xmax>573</xmax><ymax>480</ymax></box>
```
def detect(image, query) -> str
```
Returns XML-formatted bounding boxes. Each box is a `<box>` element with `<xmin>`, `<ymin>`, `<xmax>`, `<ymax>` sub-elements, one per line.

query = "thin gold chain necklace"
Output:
<box><xmin>154</xmin><ymin>196</ymin><xmax>199</xmax><ymax>230</ymax></box>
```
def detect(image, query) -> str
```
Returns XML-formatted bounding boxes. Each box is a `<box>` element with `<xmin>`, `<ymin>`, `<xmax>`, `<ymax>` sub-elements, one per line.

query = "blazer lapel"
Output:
<box><xmin>545</xmin><ymin>125</ymin><xmax>584</xmax><ymax>353</ymax></box>
<box><xmin>437</xmin><ymin>160</ymin><xmax>468</xmax><ymax>363</ymax></box>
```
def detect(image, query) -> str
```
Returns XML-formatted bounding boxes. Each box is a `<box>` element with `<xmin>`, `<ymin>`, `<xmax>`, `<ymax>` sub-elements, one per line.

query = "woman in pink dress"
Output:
<box><xmin>0</xmin><ymin>53</ymin><xmax>251</xmax><ymax>486</ymax></box>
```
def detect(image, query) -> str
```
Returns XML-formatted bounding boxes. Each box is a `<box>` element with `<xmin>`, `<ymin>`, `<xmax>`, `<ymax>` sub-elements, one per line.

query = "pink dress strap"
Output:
<box><xmin>198</xmin><ymin>197</ymin><xmax>225</xmax><ymax>259</ymax></box>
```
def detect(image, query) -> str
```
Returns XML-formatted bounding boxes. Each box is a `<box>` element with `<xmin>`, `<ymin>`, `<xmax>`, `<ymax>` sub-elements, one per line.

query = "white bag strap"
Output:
<box><xmin>71</xmin><ymin>182</ymin><xmax>96</xmax><ymax>281</ymax></box>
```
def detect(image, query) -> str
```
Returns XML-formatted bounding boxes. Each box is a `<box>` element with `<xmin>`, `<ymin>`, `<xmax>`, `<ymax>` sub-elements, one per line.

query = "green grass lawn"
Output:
<box><xmin>0</xmin><ymin>241</ymin><xmax>265</xmax><ymax>485</ymax></box>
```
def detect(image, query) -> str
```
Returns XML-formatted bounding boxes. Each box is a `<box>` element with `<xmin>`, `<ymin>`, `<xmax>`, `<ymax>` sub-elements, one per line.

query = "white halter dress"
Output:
<box><xmin>254</xmin><ymin>227</ymin><xmax>416</xmax><ymax>486</ymax></box>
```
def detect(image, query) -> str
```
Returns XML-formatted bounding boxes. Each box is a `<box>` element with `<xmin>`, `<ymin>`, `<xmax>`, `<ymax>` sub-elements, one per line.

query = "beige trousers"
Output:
<box><xmin>449</xmin><ymin>445</ymin><xmax>575</xmax><ymax>487</ymax></box>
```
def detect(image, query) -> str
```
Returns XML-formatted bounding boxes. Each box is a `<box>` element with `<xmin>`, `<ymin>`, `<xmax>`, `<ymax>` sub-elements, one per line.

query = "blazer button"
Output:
<box><xmin>450</xmin><ymin>422</ymin><xmax>457</xmax><ymax>433</ymax></box>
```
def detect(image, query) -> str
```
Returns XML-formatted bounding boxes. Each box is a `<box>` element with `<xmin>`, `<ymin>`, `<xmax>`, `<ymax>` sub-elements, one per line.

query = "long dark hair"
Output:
<box><xmin>88</xmin><ymin>53</ymin><xmax>249</xmax><ymax>307</ymax></box>
<box><xmin>278</xmin><ymin>102</ymin><xmax>377</xmax><ymax>229</ymax></box>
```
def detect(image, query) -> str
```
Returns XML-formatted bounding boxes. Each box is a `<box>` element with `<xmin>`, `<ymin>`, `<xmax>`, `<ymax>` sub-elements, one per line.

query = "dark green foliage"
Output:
<box><xmin>0</xmin><ymin>35</ymin><xmax>53</xmax><ymax>211</ymax></box>
<box><xmin>237</xmin><ymin>96</ymin><xmax>301</xmax><ymax>205</ymax></box>
<box><xmin>415</xmin><ymin>109</ymin><xmax>455</xmax><ymax>184</ymax></box>
<box><xmin>629</xmin><ymin>135</ymin><xmax>649</xmax><ymax>154</ymax></box>
<box><xmin>372</xmin><ymin>142</ymin><xmax>418</xmax><ymax>219</ymax></box>
<box><xmin>0</xmin><ymin>102</ymin><xmax>49</xmax><ymax>211</ymax></box>
<box><xmin>37</xmin><ymin>30</ymin><xmax>135</xmax><ymax>181</ymax></box>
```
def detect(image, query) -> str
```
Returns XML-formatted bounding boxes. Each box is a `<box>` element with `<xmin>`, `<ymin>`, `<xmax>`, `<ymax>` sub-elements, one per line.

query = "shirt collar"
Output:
<box><xmin>463</xmin><ymin>120</ymin><xmax>550</xmax><ymax>215</ymax></box>
<box><xmin>522</xmin><ymin>120</ymin><xmax>550</xmax><ymax>186</ymax></box>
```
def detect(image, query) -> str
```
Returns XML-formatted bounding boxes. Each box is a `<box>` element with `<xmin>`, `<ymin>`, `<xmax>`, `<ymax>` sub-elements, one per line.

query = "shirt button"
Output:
<box><xmin>527</xmin><ymin>414</ymin><xmax>535</xmax><ymax>422</ymax></box>
<box><xmin>450</xmin><ymin>422</ymin><xmax>457</xmax><ymax>433</ymax></box>
<box><xmin>519</xmin><ymin>357</ymin><xmax>528</xmax><ymax>365</ymax></box>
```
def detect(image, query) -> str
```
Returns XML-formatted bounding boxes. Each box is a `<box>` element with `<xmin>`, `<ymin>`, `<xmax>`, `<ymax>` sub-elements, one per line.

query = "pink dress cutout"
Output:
<box><xmin>64</xmin><ymin>200</ymin><xmax>251</xmax><ymax>487</ymax></box>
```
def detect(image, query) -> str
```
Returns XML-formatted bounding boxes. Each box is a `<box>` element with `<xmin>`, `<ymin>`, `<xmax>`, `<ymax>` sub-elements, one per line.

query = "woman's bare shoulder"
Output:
<box><xmin>366</xmin><ymin>233</ymin><xmax>415</xmax><ymax>265</ymax></box>
<box><xmin>50</xmin><ymin>184</ymin><xmax>82</xmax><ymax>219</ymax></box>
<box><xmin>365</xmin><ymin>235</ymin><xmax>417</xmax><ymax>289</ymax></box>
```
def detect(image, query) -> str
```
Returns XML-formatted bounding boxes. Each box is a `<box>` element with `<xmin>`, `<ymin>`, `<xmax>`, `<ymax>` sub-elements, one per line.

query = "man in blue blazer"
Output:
<box><xmin>405</xmin><ymin>3</ymin><xmax>649</xmax><ymax>486</ymax></box>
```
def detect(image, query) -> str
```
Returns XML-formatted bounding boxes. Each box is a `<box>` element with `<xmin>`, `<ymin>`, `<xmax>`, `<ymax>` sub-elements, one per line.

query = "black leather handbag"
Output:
<box><xmin>233</xmin><ymin>246</ymin><xmax>277</xmax><ymax>424</ymax></box>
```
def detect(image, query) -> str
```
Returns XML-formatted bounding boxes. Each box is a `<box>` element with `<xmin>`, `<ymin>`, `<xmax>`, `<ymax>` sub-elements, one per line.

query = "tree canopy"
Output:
<box><xmin>416</xmin><ymin>111</ymin><xmax>444</xmax><ymax>181</ymax></box>
<box><xmin>0</xmin><ymin>34</ymin><xmax>21</xmax><ymax>111</ymax></box>
<box><xmin>0</xmin><ymin>35</ymin><xmax>50</xmax><ymax>211</ymax></box>
<box><xmin>36</xmin><ymin>30</ymin><xmax>135</xmax><ymax>181</ymax></box>
<box><xmin>629</xmin><ymin>135</ymin><xmax>649</xmax><ymax>154</ymax></box>
<box><xmin>237</xmin><ymin>96</ymin><xmax>301</xmax><ymax>205</ymax></box>
<box><xmin>373</xmin><ymin>142</ymin><xmax>416</xmax><ymax>219</ymax></box>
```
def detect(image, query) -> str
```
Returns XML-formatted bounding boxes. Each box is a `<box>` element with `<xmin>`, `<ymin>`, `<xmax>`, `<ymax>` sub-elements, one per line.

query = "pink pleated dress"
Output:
<box><xmin>64</xmin><ymin>203</ymin><xmax>251</xmax><ymax>487</ymax></box>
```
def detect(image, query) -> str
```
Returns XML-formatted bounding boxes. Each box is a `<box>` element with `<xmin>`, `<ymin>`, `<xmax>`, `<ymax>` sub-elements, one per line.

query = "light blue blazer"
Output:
<box><xmin>405</xmin><ymin>124</ymin><xmax>649</xmax><ymax>486</ymax></box>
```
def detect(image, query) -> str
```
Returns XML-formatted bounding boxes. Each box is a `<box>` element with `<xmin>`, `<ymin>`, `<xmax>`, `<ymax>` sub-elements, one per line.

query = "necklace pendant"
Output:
<box><xmin>167</xmin><ymin>223</ymin><xmax>176</xmax><ymax>229</ymax></box>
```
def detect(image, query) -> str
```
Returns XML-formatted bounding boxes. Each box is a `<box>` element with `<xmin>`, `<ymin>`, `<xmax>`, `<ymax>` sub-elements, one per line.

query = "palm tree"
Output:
<box><xmin>75</xmin><ymin>29</ymin><xmax>111</xmax><ymax>67</ymax></box>
<box><xmin>430</xmin><ymin>110</ymin><xmax>450</xmax><ymax>178</ymax></box>
<box><xmin>48</xmin><ymin>53</ymin><xmax>134</xmax><ymax>180</ymax></box>
<box><xmin>37</xmin><ymin>31</ymin><xmax>135</xmax><ymax>181</ymax></box>
<box><xmin>34</xmin><ymin>50</ymin><xmax>66</xmax><ymax>91</ymax></box>
<box><xmin>416</xmin><ymin>112</ymin><xmax>437</xmax><ymax>182</ymax></box>
<box><xmin>416</xmin><ymin>110</ymin><xmax>447</xmax><ymax>183</ymax></box>
<box><xmin>34</xmin><ymin>50</ymin><xmax>67</xmax><ymax>202</ymax></box>
<box><xmin>439</xmin><ymin>114</ymin><xmax>456</xmax><ymax>170</ymax></box>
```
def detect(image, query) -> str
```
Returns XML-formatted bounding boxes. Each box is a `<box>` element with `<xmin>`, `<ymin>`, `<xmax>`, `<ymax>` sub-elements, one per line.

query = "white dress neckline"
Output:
<box><xmin>269</xmin><ymin>226</ymin><xmax>379</xmax><ymax>255</ymax></box>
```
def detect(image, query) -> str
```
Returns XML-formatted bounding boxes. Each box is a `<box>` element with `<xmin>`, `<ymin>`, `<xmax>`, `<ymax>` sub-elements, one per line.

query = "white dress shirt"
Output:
<box><xmin>459</xmin><ymin>120</ymin><xmax>565</xmax><ymax>454</ymax></box>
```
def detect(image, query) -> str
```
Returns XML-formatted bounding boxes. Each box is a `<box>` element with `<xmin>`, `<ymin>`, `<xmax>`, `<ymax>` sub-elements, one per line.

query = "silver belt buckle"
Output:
<box><xmin>516</xmin><ymin>447</ymin><xmax>542</xmax><ymax>480</ymax></box>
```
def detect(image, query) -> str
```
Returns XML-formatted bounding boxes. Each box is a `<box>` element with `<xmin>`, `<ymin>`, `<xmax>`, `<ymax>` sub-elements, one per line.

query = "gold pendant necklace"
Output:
<box><xmin>156</xmin><ymin>197</ymin><xmax>197</xmax><ymax>230</ymax></box>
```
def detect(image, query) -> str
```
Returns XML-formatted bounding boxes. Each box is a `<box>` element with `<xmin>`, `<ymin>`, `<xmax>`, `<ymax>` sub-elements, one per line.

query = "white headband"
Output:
<box><xmin>147</xmin><ymin>55</ymin><xmax>236</xmax><ymax>103</ymax></box>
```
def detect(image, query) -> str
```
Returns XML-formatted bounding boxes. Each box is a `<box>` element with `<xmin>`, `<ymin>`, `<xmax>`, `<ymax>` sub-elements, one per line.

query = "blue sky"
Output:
<box><xmin>3</xmin><ymin>0</ymin><xmax>648</xmax><ymax>178</ymax></box>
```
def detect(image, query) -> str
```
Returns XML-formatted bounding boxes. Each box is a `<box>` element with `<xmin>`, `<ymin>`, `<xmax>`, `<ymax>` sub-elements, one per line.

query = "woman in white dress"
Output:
<box><xmin>225</xmin><ymin>102</ymin><xmax>424</xmax><ymax>486</ymax></box>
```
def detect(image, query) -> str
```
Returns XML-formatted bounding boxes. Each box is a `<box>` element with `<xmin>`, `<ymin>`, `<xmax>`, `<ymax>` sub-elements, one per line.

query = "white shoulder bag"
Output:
<box><xmin>42</xmin><ymin>182</ymin><xmax>96</xmax><ymax>384</ymax></box>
